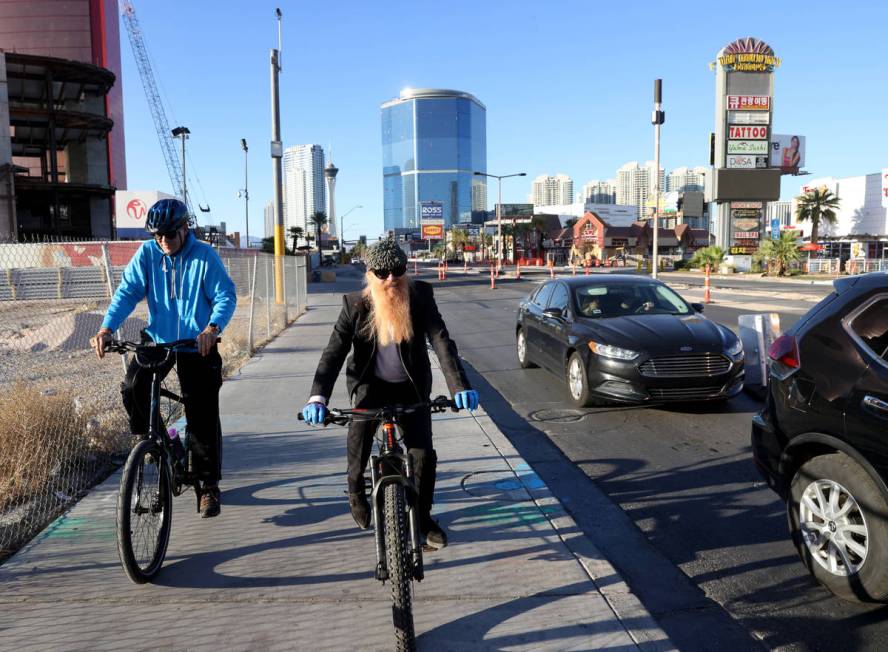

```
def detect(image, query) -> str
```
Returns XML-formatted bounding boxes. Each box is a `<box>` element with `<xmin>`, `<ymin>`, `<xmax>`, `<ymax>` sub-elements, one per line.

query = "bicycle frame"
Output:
<box><xmin>369</xmin><ymin>412</ymin><xmax>424</xmax><ymax>582</ymax></box>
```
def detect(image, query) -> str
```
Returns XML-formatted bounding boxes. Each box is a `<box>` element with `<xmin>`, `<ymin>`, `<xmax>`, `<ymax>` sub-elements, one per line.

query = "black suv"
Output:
<box><xmin>752</xmin><ymin>272</ymin><xmax>888</xmax><ymax>602</ymax></box>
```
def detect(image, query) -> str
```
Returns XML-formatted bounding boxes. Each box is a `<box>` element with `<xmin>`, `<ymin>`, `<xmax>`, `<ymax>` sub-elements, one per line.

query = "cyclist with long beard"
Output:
<box><xmin>302</xmin><ymin>238</ymin><xmax>478</xmax><ymax>548</ymax></box>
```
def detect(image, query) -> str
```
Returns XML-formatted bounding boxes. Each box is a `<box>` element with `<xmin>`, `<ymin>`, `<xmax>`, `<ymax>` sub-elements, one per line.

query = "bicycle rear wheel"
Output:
<box><xmin>116</xmin><ymin>438</ymin><xmax>173</xmax><ymax>583</ymax></box>
<box><xmin>383</xmin><ymin>482</ymin><xmax>415</xmax><ymax>651</ymax></box>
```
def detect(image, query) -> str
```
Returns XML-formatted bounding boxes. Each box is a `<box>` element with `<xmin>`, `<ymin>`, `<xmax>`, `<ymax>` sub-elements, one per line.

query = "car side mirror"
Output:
<box><xmin>544</xmin><ymin>307</ymin><xmax>564</xmax><ymax>320</ymax></box>
<box><xmin>691</xmin><ymin>302</ymin><xmax>704</xmax><ymax>313</ymax></box>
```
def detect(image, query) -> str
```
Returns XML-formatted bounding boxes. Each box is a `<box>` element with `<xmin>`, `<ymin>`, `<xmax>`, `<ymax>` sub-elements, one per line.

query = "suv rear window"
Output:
<box><xmin>848</xmin><ymin>296</ymin><xmax>888</xmax><ymax>359</ymax></box>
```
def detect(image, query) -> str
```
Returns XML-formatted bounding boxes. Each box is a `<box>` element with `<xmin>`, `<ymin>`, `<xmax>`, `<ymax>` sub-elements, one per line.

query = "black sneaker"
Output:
<box><xmin>348</xmin><ymin>492</ymin><xmax>371</xmax><ymax>529</ymax></box>
<box><xmin>199</xmin><ymin>485</ymin><xmax>221</xmax><ymax>518</ymax></box>
<box><xmin>421</xmin><ymin>515</ymin><xmax>448</xmax><ymax>549</ymax></box>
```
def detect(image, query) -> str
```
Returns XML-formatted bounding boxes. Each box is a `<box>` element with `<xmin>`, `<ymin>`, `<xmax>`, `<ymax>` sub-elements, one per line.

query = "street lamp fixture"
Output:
<box><xmin>474</xmin><ymin>171</ymin><xmax>526</xmax><ymax>273</ymax></box>
<box><xmin>240</xmin><ymin>138</ymin><xmax>249</xmax><ymax>248</ymax></box>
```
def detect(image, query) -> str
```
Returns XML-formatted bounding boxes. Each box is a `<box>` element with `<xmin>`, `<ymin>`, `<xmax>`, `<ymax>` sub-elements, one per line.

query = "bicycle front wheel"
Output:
<box><xmin>383</xmin><ymin>482</ymin><xmax>415</xmax><ymax>651</ymax></box>
<box><xmin>116</xmin><ymin>438</ymin><xmax>173</xmax><ymax>583</ymax></box>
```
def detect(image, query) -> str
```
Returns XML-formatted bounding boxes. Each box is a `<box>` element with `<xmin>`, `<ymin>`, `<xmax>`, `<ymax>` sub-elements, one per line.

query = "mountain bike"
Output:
<box><xmin>107</xmin><ymin>338</ymin><xmax>218</xmax><ymax>584</ymax></box>
<box><xmin>300</xmin><ymin>394</ymin><xmax>457</xmax><ymax>652</ymax></box>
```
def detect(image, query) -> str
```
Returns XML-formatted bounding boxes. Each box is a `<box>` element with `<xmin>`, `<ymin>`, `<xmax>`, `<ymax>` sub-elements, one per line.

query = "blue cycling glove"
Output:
<box><xmin>454</xmin><ymin>390</ymin><xmax>479</xmax><ymax>411</ymax></box>
<box><xmin>302</xmin><ymin>402</ymin><xmax>327</xmax><ymax>425</ymax></box>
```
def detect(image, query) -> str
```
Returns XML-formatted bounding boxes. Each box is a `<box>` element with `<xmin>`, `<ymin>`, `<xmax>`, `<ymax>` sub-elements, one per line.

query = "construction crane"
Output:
<box><xmin>119</xmin><ymin>0</ymin><xmax>192</xmax><ymax>214</ymax></box>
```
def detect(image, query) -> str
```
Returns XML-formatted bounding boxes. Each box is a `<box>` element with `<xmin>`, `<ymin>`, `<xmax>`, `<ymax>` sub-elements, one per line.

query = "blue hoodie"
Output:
<box><xmin>102</xmin><ymin>232</ymin><xmax>237</xmax><ymax>343</ymax></box>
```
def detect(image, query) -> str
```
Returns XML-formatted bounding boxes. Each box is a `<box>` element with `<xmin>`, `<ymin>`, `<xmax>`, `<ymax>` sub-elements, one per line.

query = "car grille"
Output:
<box><xmin>639</xmin><ymin>353</ymin><xmax>731</xmax><ymax>378</ymax></box>
<box><xmin>649</xmin><ymin>387</ymin><xmax>726</xmax><ymax>401</ymax></box>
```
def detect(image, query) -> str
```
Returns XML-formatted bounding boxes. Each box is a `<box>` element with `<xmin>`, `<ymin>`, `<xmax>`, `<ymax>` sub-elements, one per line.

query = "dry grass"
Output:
<box><xmin>0</xmin><ymin>383</ymin><xmax>118</xmax><ymax>512</ymax></box>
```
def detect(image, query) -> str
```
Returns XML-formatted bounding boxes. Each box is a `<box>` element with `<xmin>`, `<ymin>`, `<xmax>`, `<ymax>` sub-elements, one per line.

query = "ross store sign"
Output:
<box><xmin>726</xmin><ymin>95</ymin><xmax>770</xmax><ymax>111</ymax></box>
<box><xmin>729</xmin><ymin>125</ymin><xmax>768</xmax><ymax>140</ymax></box>
<box><xmin>727</xmin><ymin>140</ymin><xmax>769</xmax><ymax>155</ymax></box>
<box><xmin>729</xmin><ymin>111</ymin><xmax>769</xmax><ymax>125</ymax></box>
<box><xmin>419</xmin><ymin>201</ymin><xmax>443</xmax><ymax>221</ymax></box>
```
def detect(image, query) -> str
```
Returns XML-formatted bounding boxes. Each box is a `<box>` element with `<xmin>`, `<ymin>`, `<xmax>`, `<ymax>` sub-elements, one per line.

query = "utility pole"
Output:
<box><xmin>270</xmin><ymin>8</ymin><xmax>284</xmax><ymax>303</ymax></box>
<box><xmin>240</xmin><ymin>138</ymin><xmax>249</xmax><ymax>248</ymax></box>
<box><xmin>651</xmin><ymin>79</ymin><xmax>665</xmax><ymax>279</ymax></box>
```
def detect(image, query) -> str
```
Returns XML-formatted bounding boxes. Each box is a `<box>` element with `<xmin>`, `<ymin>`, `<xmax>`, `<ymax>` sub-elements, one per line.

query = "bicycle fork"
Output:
<box><xmin>369</xmin><ymin>453</ymin><xmax>425</xmax><ymax>583</ymax></box>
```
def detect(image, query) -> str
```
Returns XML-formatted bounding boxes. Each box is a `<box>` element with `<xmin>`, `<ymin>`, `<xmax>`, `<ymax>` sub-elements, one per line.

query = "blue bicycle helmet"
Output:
<box><xmin>145</xmin><ymin>199</ymin><xmax>190</xmax><ymax>234</ymax></box>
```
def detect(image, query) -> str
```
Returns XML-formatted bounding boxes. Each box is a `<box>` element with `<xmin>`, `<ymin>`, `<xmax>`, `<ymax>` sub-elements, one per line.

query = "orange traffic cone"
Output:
<box><xmin>704</xmin><ymin>264</ymin><xmax>712</xmax><ymax>303</ymax></box>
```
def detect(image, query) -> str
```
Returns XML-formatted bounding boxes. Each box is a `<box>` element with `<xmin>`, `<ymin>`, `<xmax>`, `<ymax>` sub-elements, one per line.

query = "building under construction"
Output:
<box><xmin>0</xmin><ymin>0</ymin><xmax>125</xmax><ymax>240</ymax></box>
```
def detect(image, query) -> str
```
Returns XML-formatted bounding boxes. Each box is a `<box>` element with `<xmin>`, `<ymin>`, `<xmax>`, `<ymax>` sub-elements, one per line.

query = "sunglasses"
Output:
<box><xmin>154</xmin><ymin>230</ymin><xmax>181</xmax><ymax>241</ymax></box>
<box><xmin>372</xmin><ymin>265</ymin><xmax>407</xmax><ymax>280</ymax></box>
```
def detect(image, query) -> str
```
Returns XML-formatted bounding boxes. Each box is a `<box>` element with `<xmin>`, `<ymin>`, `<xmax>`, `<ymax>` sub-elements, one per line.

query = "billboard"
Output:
<box><xmin>497</xmin><ymin>203</ymin><xmax>534</xmax><ymax>218</ymax></box>
<box><xmin>419</xmin><ymin>201</ymin><xmax>443</xmax><ymax>221</ymax></box>
<box><xmin>770</xmin><ymin>135</ymin><xmax>805</xmax><ymax>174</ymax></box>
<box><xmin>726</xmin><ymin>95</ymin><xmax>770</xmax><ymax>111</ymax></box>
<box><xmin>420</xmin><ymin>222</ymin><xmax>444</xmax><ymax>240</ymax></box>
<box><xmin>115</xmin><ymin>190</ymin><xmax>176</xmax><ymax>235</ymax></box>
<box><xmin>727</xmin><ymin>140</ymin><xmax>769</xmax><ymax>155</ymax></box>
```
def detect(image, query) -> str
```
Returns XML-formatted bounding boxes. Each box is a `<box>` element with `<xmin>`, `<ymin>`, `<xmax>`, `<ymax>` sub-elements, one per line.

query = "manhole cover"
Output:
<box><xmin>529</xmin><ymin>408</ymin><xmax>586</xmax><ymax>423</ymax></box>
<box><xmin>461</xmin><ymin>470</ymin><xmax>541</xmax><ymax>502</ymax></box>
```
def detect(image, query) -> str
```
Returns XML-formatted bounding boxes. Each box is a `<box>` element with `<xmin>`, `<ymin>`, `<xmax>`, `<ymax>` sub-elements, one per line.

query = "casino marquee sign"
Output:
<box><xmin>717</xmin><ymin>37</ymin><xmax>781</xmax><ymax>72</ymax></box>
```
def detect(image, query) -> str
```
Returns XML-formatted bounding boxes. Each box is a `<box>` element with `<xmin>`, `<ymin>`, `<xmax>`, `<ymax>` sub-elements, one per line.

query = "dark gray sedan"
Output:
<box><xmin>516</xmin><ymin>275</ymin><xmax>745</xmax><ymax>406</ymax></box>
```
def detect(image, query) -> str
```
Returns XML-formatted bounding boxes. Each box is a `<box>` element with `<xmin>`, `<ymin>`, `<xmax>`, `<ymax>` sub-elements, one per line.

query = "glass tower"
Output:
<box><xmin>381</xmin><ymin>88</ymin><xmax>487</xmax><ymax>231</ymax></box>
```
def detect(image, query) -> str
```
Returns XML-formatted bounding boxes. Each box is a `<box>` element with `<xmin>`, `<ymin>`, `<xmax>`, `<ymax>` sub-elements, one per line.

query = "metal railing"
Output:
<box><xmin>0</xmin><ymin>240</ymin><xmax>307</xmax><ymax>563</ymax></box>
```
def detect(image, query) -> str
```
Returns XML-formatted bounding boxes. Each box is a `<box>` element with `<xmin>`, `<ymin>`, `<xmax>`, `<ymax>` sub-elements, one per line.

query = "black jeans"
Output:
<box><xmin>347</xmin><ymin>378</ymin><xmax>437</xmax><ymax>518</ymax></box>
<box><xmin>121</xmin><ymin>345</ymin><xmax>223</xmax><ymax>483</ymax></box>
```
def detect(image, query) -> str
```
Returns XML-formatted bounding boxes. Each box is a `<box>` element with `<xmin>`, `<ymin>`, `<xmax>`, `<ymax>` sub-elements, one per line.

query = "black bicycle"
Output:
<box><xmin>108</xmin><ymin>338</ymin><xmax>217</xmax><ymax>584</ymax></box>
<box><xmin>300</xmin><ymin>394</ymin><xmax>457</xmax><ymax>652</ymax></box>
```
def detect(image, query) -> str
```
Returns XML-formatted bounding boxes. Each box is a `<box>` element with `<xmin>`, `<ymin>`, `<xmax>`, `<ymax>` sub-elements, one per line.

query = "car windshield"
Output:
<box><xmin>573</xmin><ymin>283</ymin><xmax>692</xmax><ymax>318</ymax></box>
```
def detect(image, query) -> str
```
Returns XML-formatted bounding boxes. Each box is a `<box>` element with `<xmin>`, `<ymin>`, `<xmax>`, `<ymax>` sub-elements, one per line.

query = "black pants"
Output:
<box><xmin>121</xmin><ymin>345</ymin><xmax>223</xmax><ymax>483</ymax></box>
<box><xmin>347</xmin><ymin>379</ymin><xmax>437</xmax><ymax>518</ymax></box>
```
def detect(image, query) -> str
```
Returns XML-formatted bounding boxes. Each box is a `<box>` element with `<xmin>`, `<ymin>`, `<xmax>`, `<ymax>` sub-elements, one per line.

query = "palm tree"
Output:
<box><xmin>449</xmin><ymin>228</ymin><xmax>470</xmax><ymax>260</ymax></box>
<box><xmin>755</xmin><ymin>232</ymin><xmax>802</xmax><ymax>276</ymax></box>
<box><xmin>288</xmin><ymin>226</ymin><xmax>304</xmax><ymax>252</ymax></box>
<box><xmin>689</xmin><ymin>245</ymin><xmax>726</xmax><ymax>271</ymax></box>
<box><xmin>310</xmin><ymin>211</ymin><xmax>327</xmax><ymax>259</ymax></box>
<box><xmin>795</xmin><ymin>187</ymin><xmax>840</xmax><ymax>247</ymax></box>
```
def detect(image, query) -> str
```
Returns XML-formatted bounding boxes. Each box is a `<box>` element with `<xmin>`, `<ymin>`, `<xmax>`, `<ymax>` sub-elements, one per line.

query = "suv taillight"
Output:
<box><xmin>768</xmin><ymin>334</ymin><xmax>800</xmax><ymax>369</ymax></box>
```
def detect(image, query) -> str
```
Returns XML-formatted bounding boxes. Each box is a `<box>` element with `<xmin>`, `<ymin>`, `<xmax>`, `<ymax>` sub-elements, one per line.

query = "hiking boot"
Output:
<box><xmin>421</xmin><ymin>515</ymin><xmax>448</xmax><ymax>549</ymax></box>
<box><xmin>200</xmin><ymin>485</ymin><xmax>221</xmax><ymax>518</ymax></box>
<box><xmin>348</xmin><ymin>492</ymin><xmax>371</xmax><ymax>529</ymax></box>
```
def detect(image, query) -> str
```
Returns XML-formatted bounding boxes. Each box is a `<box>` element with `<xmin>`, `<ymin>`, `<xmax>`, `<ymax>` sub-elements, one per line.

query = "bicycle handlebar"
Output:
<box><xmin>298</xmin><ymin>395</ymin><xmax>458</xmax><ymax>426</ymax></box>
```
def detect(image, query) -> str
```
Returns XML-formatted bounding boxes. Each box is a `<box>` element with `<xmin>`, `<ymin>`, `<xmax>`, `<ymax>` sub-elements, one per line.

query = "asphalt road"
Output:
<box><xmin>425</xmin><ymin>270</ymin><xmax>888</xmax><ymax>652</ymax></box>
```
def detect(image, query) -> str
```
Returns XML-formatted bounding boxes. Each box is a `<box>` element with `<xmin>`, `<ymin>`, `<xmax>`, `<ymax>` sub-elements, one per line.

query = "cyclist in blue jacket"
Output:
<box><xmin>91</xmin><ymin>199</ymin><xmax>236</xmax><ymax>518</ymax></box>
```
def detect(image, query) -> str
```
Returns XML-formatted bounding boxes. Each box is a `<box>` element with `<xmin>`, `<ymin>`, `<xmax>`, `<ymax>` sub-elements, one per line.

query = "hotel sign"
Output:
<box><xmin>728</xmin><ymin>125</ymin><xmax>768</xmax><ymax>140</ymax></box>
<box><xmin>727</xmin><ymin>140</ymin><xmax>769</xmax><ymax>155</ymax></box>
<box><xmin>727</xmin><ymin>95</ymin><xmax>770</xmax><ymax>111</ymax></box>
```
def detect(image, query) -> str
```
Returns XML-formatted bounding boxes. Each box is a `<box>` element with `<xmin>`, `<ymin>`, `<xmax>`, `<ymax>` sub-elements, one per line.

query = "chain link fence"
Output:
<box><xmin>0</xmin><ymin>240</ymin><xmax>307</xmax><ymax>563</ymax></box>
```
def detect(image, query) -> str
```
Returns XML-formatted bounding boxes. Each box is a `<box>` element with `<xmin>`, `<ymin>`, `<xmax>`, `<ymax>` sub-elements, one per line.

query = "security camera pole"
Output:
<box><xmin>651</xmin><ymin>79</ymin><xmax>665</xmax><ymax>279</ymax></box>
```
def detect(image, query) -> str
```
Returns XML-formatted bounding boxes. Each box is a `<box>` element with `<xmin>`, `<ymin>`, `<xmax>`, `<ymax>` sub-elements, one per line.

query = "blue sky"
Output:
<box><xmin>120</xmin><ymin>0</ymin><xmax>888</xmax><ymax>241</ymax></box>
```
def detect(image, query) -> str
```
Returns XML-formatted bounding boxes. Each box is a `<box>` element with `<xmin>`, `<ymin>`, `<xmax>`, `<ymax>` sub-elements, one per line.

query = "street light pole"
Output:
<box><xmin>171</xmin><ymin>126</ymin><xmax>190</xmax><ymax>205</ymax></box>
<box><xmin>338</xmin><ymin>204</ymin><xmax>362</xmax><ymax>256</ymax></box>
<box><xmin>474</xmin><ymin>170</ymin><xmax>526</xmax><ymax>274</ymax></box>
<box><xmin>241</xmin><ymin>138</ymin><xmax>249</xmax><ymax>248</ymax></box>
<box><xmin>270</xmin><ymin>8</ymin><xmax>285</xmax><ymax>303</ymax></box>
<box><xmin>651</xmin><ymin>79</ymin><xmax>665</xmax><ymax>279</ymax></box>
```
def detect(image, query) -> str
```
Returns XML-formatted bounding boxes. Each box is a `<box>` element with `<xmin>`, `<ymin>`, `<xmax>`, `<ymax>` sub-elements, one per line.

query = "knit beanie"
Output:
<box><xmin>366</xmin><ymin>237</ymin><xmax>408</xmax><ymax>270</ymax></box>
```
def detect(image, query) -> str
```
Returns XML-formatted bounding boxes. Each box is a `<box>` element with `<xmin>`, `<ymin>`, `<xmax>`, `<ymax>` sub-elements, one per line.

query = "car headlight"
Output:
<box><xmin>727</xmin><ymin>337</ymin><xmax>743</xmax><ymax>357</ymax></box>
<box><xmin>588</xmin><ymin>340</ymin><xmax>639</xmax><ymax>361</ymax></box>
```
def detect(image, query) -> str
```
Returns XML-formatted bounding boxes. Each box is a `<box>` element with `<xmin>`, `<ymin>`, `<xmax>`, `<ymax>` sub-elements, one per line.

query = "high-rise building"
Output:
<box><xmin>381</xmin><ymin>88</ymin><xmax>487</xmax><ymax>230</ymax></box>
<box><xmin>532</xmin><ymin>174</ymin><xmax>573</xmax><ymax>207</ymax></box>
<box><xmin>283</xmin><ymin>144</ymin><xmax>326</xmax><ymax>235</ymax></box>
<box><xmin>580</xmin><ymin>179</ymin><xmax>616</xmax><ymax>204</ymax></box>
<box><xmin>667</xmin><ymin>166</ymin><xmax>708</xmax><ymax>193</ymax></box>
<box><xmin>616</xmin><ymin>161</ymin><xmax>664</xmax><ymax>219</ymax></box>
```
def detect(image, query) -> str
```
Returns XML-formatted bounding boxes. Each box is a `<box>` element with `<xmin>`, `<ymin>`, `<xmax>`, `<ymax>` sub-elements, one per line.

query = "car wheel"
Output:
<box><xmin>516</xmin><ymin>328</ymin><xmax>536</xmax><ymax>369</ymax></box>
<box><xmin>566</xmin><ymin>352</ymin><xmax>596</xmax><ymax>407</ymax></box>
<box><xmin>788</xmin><ymin>452</ymin><xmax>888</xmax><ymax>602</ymax></box>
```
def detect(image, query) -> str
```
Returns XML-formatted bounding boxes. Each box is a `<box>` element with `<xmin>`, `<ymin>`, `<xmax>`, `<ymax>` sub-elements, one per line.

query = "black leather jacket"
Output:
<box><xmin>310</xmin><ymin>280</ymin><xmax>471</xmax><ymax>405</ymax></box>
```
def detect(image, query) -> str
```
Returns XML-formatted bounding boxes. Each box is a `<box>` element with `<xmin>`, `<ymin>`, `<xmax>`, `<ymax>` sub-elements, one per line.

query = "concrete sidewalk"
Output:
<box><xmin>0</xmin><ymin>281</ymin><xmax>673</xmax><ymax>651</ymax></box>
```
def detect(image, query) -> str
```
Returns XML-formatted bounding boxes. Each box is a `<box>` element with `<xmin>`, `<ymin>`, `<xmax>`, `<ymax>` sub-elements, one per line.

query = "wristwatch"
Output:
<box><xmin>207</xmin><ymin>322</ymin><xmax>220</xmax><ymax>335</ymax></box>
